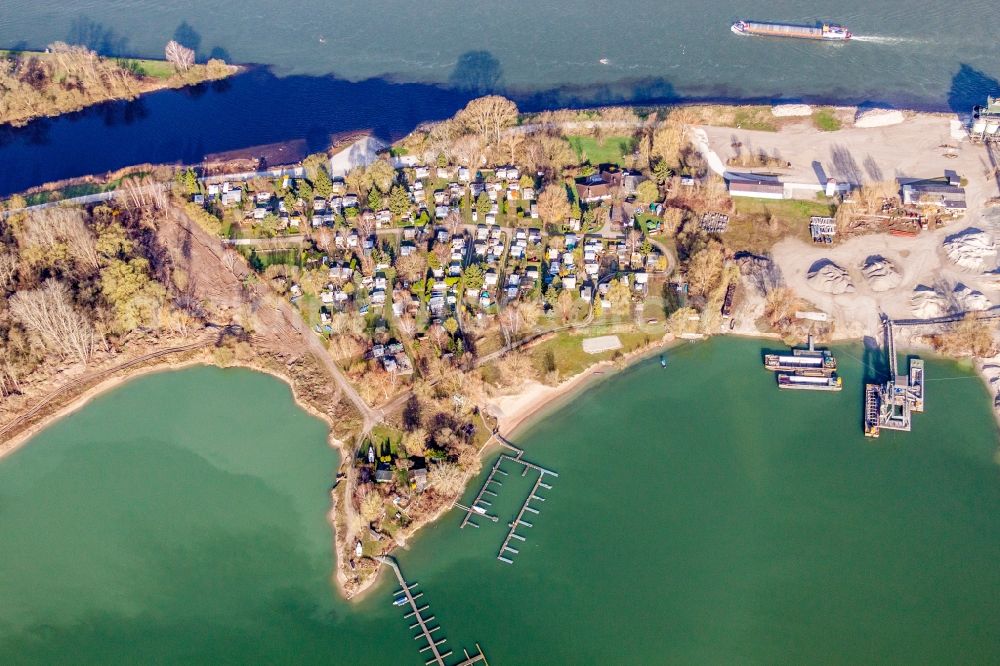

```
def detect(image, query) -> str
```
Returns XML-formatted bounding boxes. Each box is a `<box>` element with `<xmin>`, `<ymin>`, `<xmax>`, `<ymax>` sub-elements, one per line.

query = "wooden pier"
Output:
<box><xmin>460</xmin><ymin>435</ymin><xmax>558</xmax><ymax>565</ymax></box>
<box><xmin>378</xmin><ymin>556</ymin><xmax>488</xmax><ymax>666</ymax></box>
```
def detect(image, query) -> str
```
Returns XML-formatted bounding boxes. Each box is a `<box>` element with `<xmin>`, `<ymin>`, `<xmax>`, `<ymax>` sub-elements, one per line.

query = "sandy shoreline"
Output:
<box><xmin>0</xmin><ymin>352</ymin><xmax>347</xmax><ymax>462</ymax></box>
<box><xmin>489</xmin><ymin>334</ymin><xmax>681</xmax><ymax>439</ymax></box>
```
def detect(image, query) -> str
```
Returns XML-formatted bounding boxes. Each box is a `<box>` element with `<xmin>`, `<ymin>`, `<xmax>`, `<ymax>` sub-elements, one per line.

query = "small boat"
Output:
<box><xmin>731</xmin><ymin>20</ymin><xmax>851</xmax><ymax>41</ymax></box>
<box><xmin>392</xmin><ymin>596</ymin><xmax>407</xmax><ymax>607</ymax></box>
<box><xmin>660</xmin><ymin>354</ymin><xmax>667</xmax><ymax>368</ymax></box>
<box><xmin>599</xmin><ymin>58</ymin><xmax>609</xmax><ymax>65</ymax></box>
<box><xmin>472</xmin><ymin>505</ymin><xmax>487</xmax><ymax>515</ymax></box>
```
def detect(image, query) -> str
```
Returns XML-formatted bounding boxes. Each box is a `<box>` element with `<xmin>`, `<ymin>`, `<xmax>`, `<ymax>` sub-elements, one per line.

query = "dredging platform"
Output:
<box><xmin>864</xmin><ymin>316</ymin><xmax>925</xmax><ymax>437</ymax></box>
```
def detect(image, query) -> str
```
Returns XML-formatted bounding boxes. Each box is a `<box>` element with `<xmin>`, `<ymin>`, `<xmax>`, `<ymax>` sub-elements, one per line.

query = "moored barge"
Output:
<box><xmin>777</xmin><ymin>372</ymin><xmax>843</xmax><ymax>391</ymax></box>
<box><xmin>764</xmin><ymin>335</ymin><xmax>837</xmax><ymax>373</ymax></box>
<box><xmin>731</xmin><ymin>20</ymin><xmax>852</xmax><ymax>41</ymax></box>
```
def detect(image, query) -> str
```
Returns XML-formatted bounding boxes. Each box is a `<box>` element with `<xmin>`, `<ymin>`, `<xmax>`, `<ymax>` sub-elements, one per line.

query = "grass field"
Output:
<box><xmin>725</xmin><ymin>197</ymin><xmax>837</xmax><ymax>253</ymax></box>
<box><xmin>812</xmin><ymin>107</ymin><xmax>842</xmax><ymax>131</ymax></box>
<box><xmin>21</xmin><ymin>183</ymin><xmax>110</xmax><ymax>206</ymax></box>
<box><xmin>635</xmin><ymin>212</ymin><xmax>661</xmax><ymax>235</ymax></box>
<box><xmin>565</xmin><ymin>135</ymin><xmax>635</xmax><ymax>165</ymax></box>
<box><xmin>730</xmin><ymin>108</ymin><xmax>778</xmax><ymax>132</ymax></box>
<box><xmin>1</xmin><ymin>48</ymin><xmax>178</xmax><ymax>80</ymax></box>
<box><xmin>528</xmin><ymin>326</ymin><xmax>662</xmax><ymax>379</ymax></box>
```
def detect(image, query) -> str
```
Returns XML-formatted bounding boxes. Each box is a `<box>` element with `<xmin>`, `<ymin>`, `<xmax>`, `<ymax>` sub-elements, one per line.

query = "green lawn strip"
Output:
<box><xmin>565</xmin><ymin>135</ymin><xmax>635</xmax><ymax>165</ymax></box>
<box><xmin>812</xmin><ymin>107</ymin><xmax>841</xmax><ymax>131</ymax></box>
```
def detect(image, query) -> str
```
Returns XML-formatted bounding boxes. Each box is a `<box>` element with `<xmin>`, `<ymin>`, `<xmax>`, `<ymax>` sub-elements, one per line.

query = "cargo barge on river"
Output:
<box><xmin>731</xmin><ymin>20</ymin><xmax>852</xmax><ymax>41</ymax></box>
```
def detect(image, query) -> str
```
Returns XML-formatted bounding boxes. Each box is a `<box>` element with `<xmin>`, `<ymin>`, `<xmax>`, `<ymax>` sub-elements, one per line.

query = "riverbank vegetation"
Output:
<box><xmin>0</xmin><ymin>42</ymin><xmax>236</xmax><ymax>127</ymax></box>
<box><xmin>0</xmin><ymin>189</ymin><xmax>178</xmax><ymax>397</ymax></box>
<box><xmin>928</xmin><ymin>315</ymin><xmax>998</xmax><ymax>357</ymax></box>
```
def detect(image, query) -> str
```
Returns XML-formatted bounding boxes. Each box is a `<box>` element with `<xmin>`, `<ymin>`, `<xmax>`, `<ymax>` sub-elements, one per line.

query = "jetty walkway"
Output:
<box><xmin>458</xmin><ymin>436</ymin><xmax>558</xmax><ymax>565</ymax></box>
<box><xmin>378</xmin><ymin>557</ymin><xmax>488</xmax><ymax>666</ymax></box>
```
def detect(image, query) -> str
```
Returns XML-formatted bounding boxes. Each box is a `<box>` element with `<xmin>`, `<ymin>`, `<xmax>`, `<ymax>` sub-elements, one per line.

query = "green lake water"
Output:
<box><xmin>1</xmin><ymin>339</ymin><xmax>999</xmax><ymax>664</ymax></box>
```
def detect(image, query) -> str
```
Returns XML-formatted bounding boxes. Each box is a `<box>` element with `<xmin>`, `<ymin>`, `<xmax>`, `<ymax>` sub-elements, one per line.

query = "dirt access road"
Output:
<box><xmin>165</xmin><ymin>204</ymin><xmax>381</xmax><ymax>433</ymax></box>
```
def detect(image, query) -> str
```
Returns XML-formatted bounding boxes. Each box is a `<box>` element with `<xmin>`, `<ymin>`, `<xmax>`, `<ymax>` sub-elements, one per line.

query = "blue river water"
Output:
<box><xmin>1</xmin><ymin>0</ymin><xmax>999</xmax><ymax>194</ymax></box>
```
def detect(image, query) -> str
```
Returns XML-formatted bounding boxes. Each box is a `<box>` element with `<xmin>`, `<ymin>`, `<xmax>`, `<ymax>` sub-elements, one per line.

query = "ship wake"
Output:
<box><xmin>851</xmin><ymin>34</ymin><xmax>929</xmax><ymax>45</ymax></box>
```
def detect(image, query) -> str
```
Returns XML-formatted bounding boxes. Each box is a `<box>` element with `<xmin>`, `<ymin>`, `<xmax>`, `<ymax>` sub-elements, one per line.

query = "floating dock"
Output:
<box><xmin>459</xmin><ymin>435</ymin><xmax>558</xmax><ymax>565</ymax></box>
<box><xmin>379</xmin><ymin>556</ymin><xmax>488</xmax><ymax>666</ymax></box>
<box><xmin>864</xmin><ymin>317</ymin><xmax>925</xmax><ymax>437</ymax></box>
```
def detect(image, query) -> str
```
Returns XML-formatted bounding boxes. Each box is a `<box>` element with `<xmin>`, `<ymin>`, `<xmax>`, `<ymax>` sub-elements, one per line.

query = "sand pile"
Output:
<box><xmin>854</xmin><ymin>108</ymin><xmax>904</xmax><ymax>128</ymax></box>
<box><xmin>861</xmin><ymin>255</ymin><xmax>902</xmax><ymax>292</ymax></box>
<box><xmin>772</xmin><ymin>104</ymin><xmax>812</xmax><ymax>117</ymax></box>
<box><xmin>854</xmin><ymin>109</ymin><xmax>904</xmax><ymax>127</ymax></box>
<box><xmin>943</xmin><ymin>228</ymin><xmax>997</xmax><ymax>270</ymax></box>
<box><xmin>807</xmin><ymin>260</ymin><xmax>854</xmax><ymax>294</ymax></box>
<box><xmin>953</xmin><ymin>284</ymin><xmax>992</xmax><ymax>311</ymax></box>
<box><xmin>910</xmin><ymin>285</ymin><xmax>946</xmax><ymax>318</ymax></box>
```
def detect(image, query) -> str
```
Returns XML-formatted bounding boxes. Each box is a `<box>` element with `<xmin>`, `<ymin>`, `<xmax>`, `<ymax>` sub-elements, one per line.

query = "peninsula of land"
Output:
<box><xmin>0</xmin><ymin>41</ymin><xmax>237</xmax><ymax>127</ymax></box>
<box><xmin>2</xmin><ymin>95</ymin><xmax>999</xmax><ymax>601</ymax></box>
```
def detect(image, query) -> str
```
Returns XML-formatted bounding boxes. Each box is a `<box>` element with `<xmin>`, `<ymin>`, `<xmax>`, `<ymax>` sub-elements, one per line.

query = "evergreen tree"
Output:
<box><xmin>388</xmin><ymin>185</ymin><xmax>411</xmax><ymax>217</ymax></box>
<box><xmin>476</xmin><ymin>192</ymin><xmax>491</xmax><ymax>216</ymax></box>
<box><xmin>314</xmin><ymin>167</ymin><xmax>334</xmax><ymax>198</ymax></box>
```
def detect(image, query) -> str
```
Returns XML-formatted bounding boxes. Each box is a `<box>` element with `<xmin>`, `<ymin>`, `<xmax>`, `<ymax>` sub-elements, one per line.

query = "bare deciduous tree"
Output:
<box><xmin>498</xmin><ymin>301</ymin><xmax>539</xmax><ymax>346</ymax></box>
<box><xmin>497</xmin><ymin>351</ymin><xmax>533</xmax><ymax>389</ymax></box>
<box><xmin>312</xmin><ymin>227</ymin><xmax>334</xmax><ymax>253</ymax></box>
<box><xmin>445</xmin><ymin>210</ymin><xmax>463</xmax><ymax>236</ymax></box>
<box><xmin>0</xmin><ymin>250</ymin><xmax>18</xmax><ymax>291</ymax></box>
<box><xmin>455</xmin><ymin>95</ymin><xmax>518</xmax><ymax>146</ymax></box>
<box><xmin>355</xmin><ymin>213</ymin><xmax>375</xmax><ymax>239</ymax></box>
<box><xmin>397</xmin><ymin>314</ymin><xmax>417</xmax><ymax>338</ymax></box>
<box><xmin>537</xmin><ymin>184</ymin><xmax>571</xmax><ymax>224</ymax></box>
<box><xmin>395</xmin><ymin>252</ymin><xmax>427</xmax><ymax>283</ymax></box>
<box><xmin>687</xmin><ymin>240</ymin><xmax>726</xmax><ymax>297</ymax></box>
<box><xmin>427</xmin><ymin>461</ymin><xmax>466</xmax><ymax>496</ymax></box>
<box><xmin>221</xmin><ymin>248</ymin><xmax>241</xmax><ymax>276</ymax></box>
<box><xmin>9</xmin><ymin>279</ymin><xmax>98</xmax><ymax>364</ymax></box>
<box><xmin>449</xmin><ymin>133</ymin><xmax>486</xmax><ymax>167</ymax></box>
<box><xmin>116</xmin><ymin>175</ymin><xmax>168</xmax><ymax>212</ymax></box>
<box><xmin>165</xmin><ymin>40</ymin><xmax>195</xmax><ymax>72</ymax></box>
<box><xmin>61</xmin><ymin>210</ymin><xmax>100</xmax><ymax>270</ymax></box>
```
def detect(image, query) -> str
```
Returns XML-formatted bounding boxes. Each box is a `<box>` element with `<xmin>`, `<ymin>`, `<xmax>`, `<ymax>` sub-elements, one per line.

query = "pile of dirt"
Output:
<box><xmin>954</xmin><ymin>284</ymin><xmax>992</xmax><ymax>312</ymax></box>
<box><xmin>861</xmin><ymin>255</ymin><xmax>902</xmax><ymax>292</ymax></box>
<box><xmin>943</xmin><ymin>228</ymin><xmax>997</xmax><ymax>270</ymax></box>
<box><xmin>736</xmin><ymin>253</ymin><xmax>782</xmax><ymax>295</ymax></box>
<box><xmin>910</xmin><ymin>285</ymin><xmax>946</xmax><ymax>318</ymax></box>
<box><xmin>807</xmin><ymin>260</ymin><xmax>854</xmax><ymax>294</ymax></box>
<box><xmin>854</xmin><ymin>108</ymin><xmax>905</xmax><ymax>128</ymax></box>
